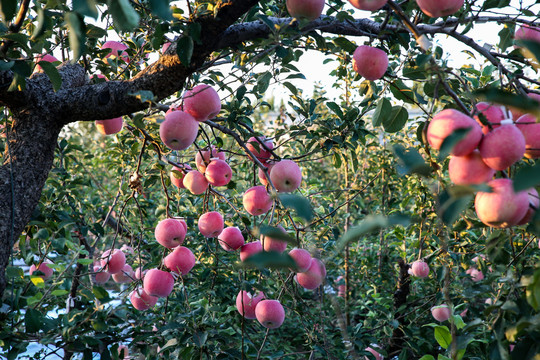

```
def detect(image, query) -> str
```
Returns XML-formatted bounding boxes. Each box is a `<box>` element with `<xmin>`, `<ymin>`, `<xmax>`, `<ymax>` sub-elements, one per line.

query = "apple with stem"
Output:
<box><xmin>159</xmin><ymin>110</ymin><xmax>199</xmax><ymax>151</ymax></box>
<box><xmin>255</xmin><ymin>300</ymin><xmax>285</xmax><ymax>329</ymax></box>
<box><xmin>243</xmin><ymin>186</ymin><xmax>273</xmax><ymax>216</ymax></box>
<box><xmin>352</xmin><ymin>45</ymin><xmax>388</xmax><ymax>80</ymax></box>
<box><xmin>286</xmin><ymin>0</ymin><xmax>325</xmax><ymax>21</ymax></box>
<box><xmin>218</xmin><ymin>227</ymin><xmax>245</xmax><ymax>251</ymax></box>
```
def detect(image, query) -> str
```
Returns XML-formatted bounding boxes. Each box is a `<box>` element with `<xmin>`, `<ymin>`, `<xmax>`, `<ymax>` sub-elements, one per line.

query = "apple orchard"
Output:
<box><xmin>3</xmin><ymin>0</ymin><xmax>540</xmax><ymax>359</ymax></box>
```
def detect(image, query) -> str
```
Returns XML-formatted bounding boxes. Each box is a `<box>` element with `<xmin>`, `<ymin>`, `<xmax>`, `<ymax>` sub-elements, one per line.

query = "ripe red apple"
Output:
<box><xmin>112</xmin><ymin>264</ymin><xmax>135</xmax><ymax>283</ymax></box>
<box><xmin>261</xmin><ymin>225</ymin><xmax>288</xmax><ymax>253</ymax></box>
<box><xmin>29</xmin><ymin>261</ymin><xmax>54</xmax><ymax>279</ymax></box>
<box><xmin>218</xmin><ymin>227</ymin><xmax>245</xmax><ymax>251</ymax></box>
<box><xmin>475</xmin><ymin>178</ymin><xmax>529</xmax><ymax>228</ymax></box>
<box><xmin>466</xmin><ymin>268</ymin><xmax>484</xmax><ymax>282</ymax></box>
<box><xmin>364</xmin><ymin>346</ymin><xmax>383</xmax><ymax>360</ymax></box>
<box><xmin>130</xmin><ymin>288</ymin><xmax>158</xmax><ymax>311</ymax></box>
<box><xmin>286</xmin><ymin>0</ymin><xmax>325</xmax><ymax>21</ymax></box>
<box><xmin>159</xmin><ymin>110</ymin><xmax>199</xmax><ymax>150</ymax></box>
<box><xmin>352</xmin><ymin>45</ymin><xmax>388</xmax><ymax>80</ymax></box>
<box><xmin>515</xmin><ymin>24</ymin><xmax>540</xmax><ymax>44</ymax></box>
<box><xmin>474</xmin><ymin>102</ymin><xmax>505</xmax><ymax>134</ymax></box>
<box><xmin>416</xmin><ymin>0</ymin><xmax>464</xmax><ymax>17</ymax></box>
<box><xmin>195</xmin><ymin>146</ymin><xmax>226</xmax><ymax>173</ymax></box>
<box><xmin>155</xmin><ymin>218</ymin><xmax>187</xmax><ymax>249</ymax></box>
<box><xmin>410</xmin><ymin>260</ymin><xmax>430</xmax><ymax>278</ymax></box>
<box><xmin>431</xmin><ymin>304</ymin><xmax>451</xmax><ymax>321</ymax></box>
<box><xmin>34</xmin><ymin>54</ymin><xmax>59</xmax><ymax>73</ymax></box>
<box><xmin>448</xmin><ymin>150</ymin><xmax>495</xmax><ymax>185</ymax></box>
<box><xmin>183</xmin><ymin>84</ymin><xmax>221</xmax><ymax>121</ymax></box>
<box><xmin>246</xmin><ymin>136</ymin><xmax>274</xmax><ymax>164</ymax></box>
<box><xmin>258</xmin><ymin>163</ymin><xmax>274</xmax><ymax>186</ymax></box>
<box><xmin>516</xmin><ymin>114</ymin><xmax>540</xmax><ymax>159</ymax></box>
<box><xmin>295</xmin><ymin>258</ymin><xmax>326</xmax><ymax>290</ymax></box>
<box><xmin>270</xmin><ymin>160</ymin><xmax>302</xmax><ymax>192</ymax></box>
<box><xmin>170</xmin><ymin>165</ymin><xmax>191</xmax><ymax>189</ymax></box>
<box><xmin>183</xmin><ymin>170</ymin><xmax>209</xmax><ymax>195</ymax></box>
<box><xmin>134</xmin><ymin>267</ymin><xmax>147</xmax><ymax>280</ymax></box>
<box><xmin>255</xmin><ymin>300</ymin><xmax>285</xmax><ymax>329</ymax></box>
<box><xmin>198</xmin><ymin>211</ymin><xmax>224</xmax><ymax>238</ymax></box>
<box><xmin>205</xmin><ymin>159</ymin><xmax>232</xmax><ymax>187</ymax></box>
<box><xmin>517</xmin><ymin>187</ymin><xmax>539</xmax><ymax>225</ymax></box>
<box><xmin>100</xmin><ymin>249</ymin><xmax>126</xmax><ymax>274</ymax></box>
<box><xmin>243</xmin><ymin>186</ymin><xmax>273</xmax><ymax>216</ymax></box>
<box><xmin>348</xmin><ymin>0</ymin><xmax>387</xmax><ymax>11</ymax></box>
<box><xmin>95</xmin><ymin>117</ymin><xmax>123</xmax><ymax>135</ymax></box>
<box><xmin>101</xmin><ymin>40</ymin><xmax>128</xmax><ymax>61</ymax></box>
<box><xmin>479</xmin><ymin>120</ymin><xmax>526</xmax><ymax>170</ymax></box>
<box><xmin>93</xmin><ymin>265</ymin><xmax>110</xmax><ymax>283</ymax></box>
<box><xmin>240</xmin><ymin>241</ymin><xmax>263</xmax><ymax>262</ymax></box>
<box><xmin>288</xmin><ymin>248</ymin><xmax>312</xmax><ymax>272</ymax></box>
<box><xmin>426</xmin><ymin>109</ymin><xmax>483</xmax><ymax>156</ymax></box>
<box><xmin>164</xmin><ymin>246</ymin><xmax>196</xmax><ymax>275</ymax></box>
<box><xmin>236</xmin><ymin>290</ymin><xmax>265</xmax><ymax>319</ymax></box>
<box><xmin>143</xmin><ymin>269</ymin><xmax>174</xmax><ymax>297</ymax></box>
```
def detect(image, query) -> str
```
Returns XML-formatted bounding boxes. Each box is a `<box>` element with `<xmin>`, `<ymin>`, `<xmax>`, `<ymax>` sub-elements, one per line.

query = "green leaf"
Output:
<box><xmin>65</xmin><ymin>12</ymin><xmax>86</xmax><ymax>61</ymax></box>
<box><xmin>278</xmin><ymin>194</ymin><xmax>313</xmax><ymax>222</ymax></box>
<box><xmin>92</xmin><ymin>286</ymin><xmax>111</xmax><ymax>303</ymax></box>
<box><xmin>1</xmin><ymin>33</ymin><xmax>30</xmax><ymax>54</ymax></box>
<box><xmin>176</xmin><ymin>36</ymin><xmax>194</xmax><ymax>66</ymax></box>
<box><xmin>149</xmin><ymin>0</ymin><xmax>173</xmax><ymax>20</ymax></box>
<box><xmin>77</xmin><ymin>258</ymin><xmax>93</xmax><ymax>265</ymax></box>
<box><xmin>25</xmin><ymin>309</ymin><xmax>42</xmax><ymax>333</ymax></box>
<box><xmin>383</xmin><ymin>106</ymin><xmax>408</xmax><ymax>133</ymax></box>
<box><xmin>6</xmin><ymin>266</ymin><xmax>23</xmax><ymax>279</ymax></box>
<box><xmin>473</xmin><ymin>87</ymin><xmax>540</xmax><ymax>118</ymax></box>
<box><xmin>129</xmin><ymin>90</ymin><xmax>155</xmax><ymax>104</ymax></box>
<box><xmin>0</xmin><ymin>0</ymin><xmax>17</xmax><ymax>23</ymax></box>
<box><xmin>256</xmin><ymin>71</ymin><xmax>272</xmax><ymax>94</ymax></box>
<box><xmin>193</xmin><ymin>331</ymin><xmax>208</xmax><ymax>347</ymax></box>
<box><xmin>498</xmin><ymin>24</ymin><xmax>515</xmax><ymax>52</ymax></box>
<box><xmin>0</xmin><ymin>60</ymin><xmax>14</xmax><ymax>71</ymax></box>
<box><xmin>259</xmin><ymin>225</ymin><xmax>298</xmax><ymax>246</ymax></box>
<box><xmin>452</xmin><ymin>315</ymin><xmax>466</xmax><ymax>330</ymax></box>
<box><xmin>419</xmin><ymin>356</ymin><xmax>435</xmax><ymax>360</ymax></box>
<box><xmin>282</xmin><ymin>81</ymin><xmax>298</xmax><ymax>96</ymax></box>
<box><xmin>72</xmin><ymin>0</ymin><xmax>98</xmax><ymax>18</ymax></box>
<box><xmin>437</xmin><ymin>127</ymin><xmax>471</xmax><ymax>161</ymax></box>
<box><xmin>107</xmin><ymin>0</ymin><xmax>140</xmax><ymax>31</ymax></box>
<box><xmin>51</xmin><ymin>289</ymin><xmax>69</xmax><ymax>296</ymax></box>
<box><xmin>372</xmin><ymin>98</ymin><xmax>391</xmax><ymax>127</ymax></box>
<box><xmin>333</xmin><ymin>37</ymin><xmax>357</xmax><ymax>53</ymax></box>
<box><xmin>434</xmin><ymin>326</ymin><xmax>452</xmax><ymax>349</ymax></box>
<box><xmin>8</xmin><ymin>73</ymin><xmax>26</xmax><ymax>92</ymax></box>
<box><xmin>242</xmin><ymin>251</ymin><xmax>296</xmax><ymax>270</ymax></box>
<box><xmin>437</xmin><ymin>188</ymin><xmax>473</xmax><ymax>225</ymax></box>
<box><xmin>392</xmin><ymin>144</ymin><xmax>431</xmax><ymax>176</ymax></box>
<box><xmin>31</xmin><ymin>7</ymin><xmax>49</xmax><ymax>40</ymax></box>
<box><xmin>337</xmin><ymin>214</ymin><xmax>410</xmax><ymax>250</ymax></box>
<box><xmin>326</xmin><ymin>102</ymin><xmax>343</xmax><ymax>119</ymax></box>
<box><xmin>38</xmin><ymin>61</ymin><xmax>62</xmax><ymax>91</ymax></box>
<box><xmin>513</xmin><ymin>162</ymin><xmax>540</xmax><ymax>192</ymax></box>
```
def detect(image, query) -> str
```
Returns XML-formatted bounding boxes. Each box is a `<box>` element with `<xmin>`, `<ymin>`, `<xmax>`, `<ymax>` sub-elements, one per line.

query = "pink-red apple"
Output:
<box><xmin>29</xmin><ymin>261</ymin><xmax>54</xmax><ymax>279</ymax></box>
<box><xmin>155</xmin><ymin>218</ymin><xmax>186</xmax><ymax>249</ymax></box>
<box><xmin>286</xmin><ymin>0</ymin><xmax>325</xmax><ymax>21</ymax></box>
<box><xmin>516</xmin><ymin>114</ymin><xmax>540</xmax><ymax>159</ymax></box>
<box><xmin>474</xmin><ymin>102</ymin><xmax>505</xmax><ymax>134</ymax></box>
<box><xmin>517</xmin><ymin>187</ymin><xmax>539</xmax><ymax>225</ymax></box>
<box><xmin>246</xmin><ymin>137</ymin><xmax>274</xmax><ymax>164</ymax></box>
<box><xmin>426</xmin><ymin>109</ymin><xmax>483</xmax><ymax>156</ymax></box>
<box><xmin>288</xmin><ymin>248</ymin><xmax>312</xmax><ymax>272</ymax></box>
<box><xmin>195</xmin><ymin>146</ymin><xmax>226</xmax><ymax>173</ymax></box>
<box><xmin>270</xmin><ymin>160</ymin><xmax>302</xmax><ymax>192</ymax></box>
<box><xmin>205</xmin><ymin>159</ymin><xmax>232</xmax><ymax>187</ymax></box>
<box><xmin>218</xmin><ymin>227</ymin><xmax>245</xmax><ymax>251</ymax></box>
<box><xmin>240</xmin><ymin>241</ymin><xmax>263</xmax><ymax>262</ymax></box>
<box><xmin>296</xmin><ymin>258</ymin><xmax>326</xmax><ymax>290</ymax></box>
<box><xmin>95</xmin><ymin>117</ymin><xmax>123</xmax><ymax>135</ymax></box>
<box><xmin>101</xmin><ymin>41</ymin><xmax>128</xmax><ymax>61</ymax></box>
<box><xmin>431</xmin><ymin>304</ymin><xmax>451</xmax><ymax>321</ymax></box>
<box><xmin>100</xmin><ymin>249</ymin><xmax>126</xmax><ymax>274</ymax></box>
<box><xmin>243</xmin><ymin>186</ymin><xmax>273</xmax><ymax>215</ymax></box>
<box><xmin>183</xmin><ymin>170</ymin><xmax>209</xmax><ymax>195</ymax></box>
<box><xmin>170</xmin><ymin>165</ymin><xmax>191</xmax><ymax>189</ymax></box>
<box><xmin>365</xmin><ymin>346</ymin><xmax>383</xmax><ymax>360</ymax></box>
<box><xmin>448</xmin><ymin>150</ymin><xmax>495</xmax><ymax>185</ymax></box>
<box><xmin>236</xmin><ymin>290</ymin><xmax>265</xmax><ymax>319</ymax></box>
<box><xmin>255</xmin><ymin>300</ymin><xmax>285</xmax><ymax>329</ymax></box>
<box><xmin>515</xmin><ymin>24</ymin><xmax>540</xmax><ymax>44</ymax></box>
<box><xmin>261</xmin><ymin>225</ymin><xmax>288</xmax><ymax>253</ymax></box>
<box><xmin>198</xmin><ymin>211</ymin><xmax>224</xmax><ymax>238</ymax></box>
<box><xmin>130</xmin><ymin>288</ymin><xmax>158</xmax><ymax>311</ymax></box>
<box><xmin>164</xmin><ymin>246</ymin><xmax>196</xmax><ymax>275</ymax></box>
<box><xmin>479</xmin><ymin>120</ymin><xmax>526</xmax><ymax>170</ymax></box>
<box><xmin>34</xmin><ymin>54</ymin><xmax>59</xmax><ymax>73</ymax></box>
<box><xmin>416</xmin><ymin>0</ymin><xmax>464</xmax><ymax>17</ymax></box>
<box><xmin>410</xmin><ymin>260</ymin><xmax>430</xmax><ymax>278</ymax></box>
<box><xmin>183</xmin><ymin>84</ymin><xmax>221</xmax><ymax>121</ymax></box>
<box><xmin>466</xmin><ymin>268</ymin><xmax>484</xmax><ymax>282</ymax></box>
<box><xmin>112</xmin><ymin>264</ymin><xmax>135</xmax><ymax>283</ymax></box>
<box><xmin>159</xmin><ymin>110</ymin><xmax>199</xmax><ymax>151</ymax></box>
<box><xmin>143</xmin><ymin>269</ymin><xmax>174</xmax><ymax>297</ymax></box>
<box><xmin>348</xmin><ymin>0</ymin><xmax>387</xmax><ymax>11</ymax></box>
<box><xmin>93</xmin><ymin>265</ymin><xmax>110</xmax><ymax>283</ymax></box>
<box><xmin>352</xmin><ymin>45</ymin><xmax>388</xmax><ymax>81</ymax></box>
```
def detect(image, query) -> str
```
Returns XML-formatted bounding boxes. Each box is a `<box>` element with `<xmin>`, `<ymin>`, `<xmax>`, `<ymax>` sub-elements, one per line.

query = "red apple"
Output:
<box><xmin>159</xmin><ymin>110</ymin><xmax>199</xmax><ymax>151</ymax></box>
<box><xmin>288</xmin><ymin>248</ymin><xmax>312</xmax><ymax>272</ymax></box>
<box><xmin>431</xmin><ymin>304</ymin><xmax>451</xmax><ymax>321</ymax></box>
<box><xmin>134</xmin><ymin>267</ymin><xmax>147</xmax><ymax>280</ymax></box>
<box><xmin>365</xmin><ymin>346</ymin><xmax>383</xmax><ymax>360</ymax></box>
<box><xmin>183</xmin><ymin>84</ymin><xmax>221</xmax><ymax>121</ymax></box>
<box><xmin>258</xmin><ymin>163</ymin><xmax>274</xmax><ymax>186</ymax></box>
<box><xmin>29</xmin><ymin>261</ymin><xmax>54</xmax><ymax>279</ymax></box>
<box><xmin>416</xmin><ymin>0</ymin><xmax>464</xmax><ymax>17</ymax></box>
<box><xmin>510</xmin><ymin>93</ymin><xmax>540</xmax><ymax>120</ymax></box>
<box><xmin>164</xmin><ymin>246</ymin><xmax>196</xmax><ymax>275</ymax></box>
<box><xmin>34</xmin><ymin>54</ymin><xmax>59</xmax><ymax>73</ymax></box>
<box><xmin>516</xmin><ymin>114</ymin><xmax>540</xmax><ymax>159</ymax></box>
<box><xmin>255</xmin><ymin>300</ymin><xmax>285</xmax><ymax>329</ymax></box>
<box><xmin>515</xmin><ymin>24</ymin><xmax>540</xmax><ymax>44</ymax></box>
<box><xmin>195</xmin><ymin>146</ymin><xmax>226</xmax><ymax>173</ymax></box>
<box><xmin>410</xmin><ymin>260</ymin><xmax>430</xmax><ymax>278</ymax></box>
<box><xmin>243</xmin><ymin>186</ymin><xmax>273</xmax><ymax>216</ymax></box>
<box><xmin>170</xmin><ymin>165</ymin><xmax>191</xmax><ymax>189</ymax></box>
<box><xmin>352</xmin><ymin>45</ymin><xmax>388</xmax><ymax>80</ymax></box>
<box><xmin>517</xmin><ymin>187</ymin><xmax>539</xmax><ymax>225</ymax></box>
<box><xmin>348</xmin><ymin>0</ymin><xmax>387</xmax><ymax>11</ymax></box>
<box><xmin>448</xmin><ymin>150</ymin><xmax>495</xmax><ymax>185</ymax></box>
<box><xmin>101</xmin><ymin>40</ymin><xmax>128</xmax><ymax>61</ymax></box>
<box><xmin>143</xmin><ymin>269</ymin><xmax>174</xmax><ymax>297</ymax></box>
<box><xmin>198</xmin><ymin>211</ymin><xmax>224</xmax><ymax>238</ymax></box>
<box><xmin>112</xmin><ymin>264</ymin><xmax>135</xmax><ymax>283</ymax></box>
<box><xmin>240</xmin><ymin>241</ymin><xmax>263</xmax><ymax>262</ymax></box>
<box><xmin>270</xmin><ymin>160</ymin><xmax>302</xmax><ymax>192</ymax></box>
<box><xmin>100</xmin><ymin>249</ymin><xmax>126</xmax><ymax>274</ymax></box>
<box><xmin>95</xmin><ymin>117</ymin><xmax>123</xmax><ymax>135</ymax></box>
<box><xmin>236</xmin><ymin>290</ymin><xmax>265</xmax><ymax>319</ymax></box>
<box><xmin>295</xmin><ymin>258</ymin><xmax>326</xmax><ymax>290</ymax></box>
<box><xmin>93</xmin><ymin>265</ymin><xmax>110</xmax><ymax>284</ymax></box>
<box><xmin>474</xmin><ymin>102</ymin><xmax>505</xmax><ymax>134</ymax></box>
<box><xmin>130</xmin><ymin>288</ymin><xmax>158</xmax><ymax>311</ymax></box>
<box><xmin>286</xmin><ymin>0</ymin><xmax>325</xmax><ymax>21</ymax></box>
<box><xmin>466</xmin><ymin>268</ymin><xmax>484</xmax><ymax>282</ymax></box>
<box><xmin>205</xmin><ymin>159</ymin><xmax>232</xmax><ymax>187</ymax></box>
<box><xmin>474</xmin><ymin>178</ymin><xmax>529</xmax><ymax>228</ymax></box>
<box><xmin>218</xmin><ymin>227</ymin><xmax>245</xmax><ymax>251</ymax></box>
<box><xmin>183</xmin><ymin>170</ymin><xmax>209</xmax><ymax>195</ymax></box>
<box><xmin>479</xmin><ymin>120</ymin><xmax>526</xmax><ymax>170</ymax></box>
<box><xmin>155</xmin><ymin>218</ymin><xmax>187</xmax><ymax>249</ymax></box>
<box><xmin>426</xmin><ymin>109</ymin><xmax>483</xmax><ymax>156</ymax></box>
<box><xmin>246</xmin><ymin>136</ymin><xmax>274</xmax><ymax>164</ymax></box>
<box><xmin>261</xmin><ymin>225</ymin><xmax>288</xmax><ymax>253</ymax></box>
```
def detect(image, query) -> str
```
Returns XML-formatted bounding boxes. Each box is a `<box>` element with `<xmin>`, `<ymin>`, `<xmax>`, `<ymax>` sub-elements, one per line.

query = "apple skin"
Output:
<box><xmin>183</xmin><ymin>84</ymin><xmax>221</xmax><ymax>121</ymax></box>
<box><xmin>364</xmin><ymin>346</ymin><xmax>383</xmax><ymax>360</ymax></box>
<box><xmin>352</xmin><ymin>45</ymin><xmax>388</xmax><ymax>81</ymax></box>
<box><xmin>258</xmin><ymin>163</ymin><xmax>274</xmax><ymax>186</ymax></box>
<box><xmin>198</xmin><ymin>211</ymin><xmax>224</xmax><ymax>238</ymax></box>
<box><xmin>143</xmin><ymin>269</ymin><xmax>175</xmax><ymax>298</ymax></box>
<box><xmin>431</xmin><ymin>304</ymin><xmax>451</xmax><ymax>321</ymax></box>
<box><xmin>348</xmin><ymin>0</ymin><xmax>387</xmax><ymax>11</ymax></box>
<box><xmin>29</xmin><ymin>261</ymin><xmax>54</xmax><ymax>279</ymax></box>
<box><xmin>34</xmin><ymin>54</ymin><xmax>60</xmax><ymax>73</ymax></box>
<box><xmin>426</xmin><ymin>109</ymin><xmax>483</xmax><ymax>156</ymax></box>
<box><xmin>255</xmin><ymin>300</ymin><xmax>285</xmax><ymax>329</ymax></box>
<box><xmin>100</xmin><ymin>249</ymin><xmax>126</xmax><ymax>274</ymax></box>
<box><xmin>163</xmin><ymin>246</ymin><xmax>196</xmax><ymax>275</ymax></box>
<box><xmin>416</xmin><ymin>0</ymin><xmax>464</xmax><ymax>17</ymax></box>
<box><xmin>295</xmin><ymin>258</ymin><xmax>326</xmax><ymax>290</ymax></box>
<box><xmin>246</xmin><ymin>137</ymin><xmax>274</xmax><ymax>164</ymax></box>
<box><xmin>170</xmin><ymin>165</ymin><xmax>191</xmax><ymax>189</ymax></box>
<box><xmin>240</xmin><ymin>241</ymin><xmax>263</xmax><ymax>262</ymax></box>
<box><xmin>475</xmin><ymin>178</ymin><xmax>530</xmax><ymax>228</ymax></box>
<box><xmin>243</xmin><ymin>186</ymin><xmax>273</xmax><ymax>216</ymax></box>
<box><xmin>218</xmin><ymin>227</ymin><xmax>245</xmax><ymax>251</ymax></box>
<box><xmin>195</xmin><ymin>146</ymin><xmax>226</xmax><ymax>173</ymax></box>
<box><xmin>95</xmin><ymin>117</ymin><xmax>123</xmax><ymax>135</ymax></box>
<box><xmin>261</xmin><ymin>225</ymin><xmax>288</xmax><ymax>253</ymax></box>
<box><xmin>474</xmin><ymin>102</ymin><xmax>505</xmax><ymax>134</ymax></box>
<box><xmin>130</xmin><ymin>288</ymin><xmax>158</xmax><ymax>311</ymax></box>
<box><xmin>286</xmin><ymin>0</ymin><xmax>325</xmax><ymax>21</ymax></box>
<box><xmin>159</xmin><ymin>110</ymin><xmax>199</xmax><ymax>151</ymax></box>
<box><xmin>270</xmin><ymin>160</ymin><xmax>302</xmax><ymax>192</ymax></box>
<box><xmin>515</xmin><ymin>25</ymin><xmax>540</xmax><ymax>44</ymax></box>
<box><xmin>479</xmin><ymin>122</ymin><xmax>526</xmax><ymax>170</ymax></box>
<box><xmin>517</xmin><ymin>187</ymin><xmax>539</xmax><ymax>225</ymax></box>
<box><xmin>288</xmin><ymin>248</ymin><xmax>312</xmax><ymax>272</ymax></box>
<box><xmin>448</xmin><ymin>150</ymin><xmax>495</xmax><ymax>185</ymax></box>
<box><xmin>205</xmin><ymin>159</ymin><xmax>232</xmax><ymax>187</ymax></box>
<box><xmin>155</xmin><ymin>218</ymin><xmax>187</xmax><ymax>249</ymax></box>
<box><xmin>516</xmin><ymin>114</ymin><xmax>540</xmax><ymax>159</ymax></box>
<box><xmin>101</xmin><ymin>40</ymin><xmax>128</xmax><ymax>61</ymax></box>
<box><xmin>112</xmin><ymin>264</ymin><xmax>135</xmax><ymax>283</ymax></box>
<box><xmin>466</xmin><ymin>268</ymin><xmax>484</xmax><ymax>282</ymax></box>
<box><xmin>236</xmin><ymin>290</ymin><xmax>265</xmax><ymax>319</ymax></box>
<box><xmin>410</xmin><ymin>260</ymin><xmax>430</xmax><ymax>278</ymax></box>
<box><xmin>183</xmin><ymin>170</ymin><xmax>209</xmax><ymax>195</ymax></box>
<box><xmin>134</xmin><ymin>267</ymin><xmax>147</xmax><ymax>280</ymax></box>
<box><xmin>93</xmin><ymin>265</ymin><xmax>110</xmax><ymax>283</ymax></box>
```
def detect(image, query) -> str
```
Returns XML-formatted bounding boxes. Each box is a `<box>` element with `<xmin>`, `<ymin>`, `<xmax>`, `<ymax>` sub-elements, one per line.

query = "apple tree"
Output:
<box><xmin>1</xmin><ymin>0</ymin><xmax>540</xmax><ymax>359</ymax></box>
